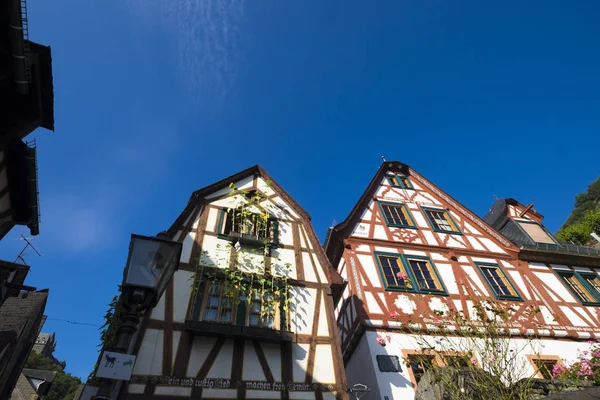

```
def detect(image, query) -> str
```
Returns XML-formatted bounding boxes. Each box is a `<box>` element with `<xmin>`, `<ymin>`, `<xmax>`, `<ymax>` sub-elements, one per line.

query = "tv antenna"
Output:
<box><xmin>15</xmin><ymin>233</ymin><xmax>41</xmax><ymax>264</ymax></box>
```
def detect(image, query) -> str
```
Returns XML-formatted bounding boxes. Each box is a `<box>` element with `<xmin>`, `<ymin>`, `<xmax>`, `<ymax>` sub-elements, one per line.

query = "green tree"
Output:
<box><xmin>24</xmin><ymin>352</ymin><xmax>81</xmax><ymax>400</ymax></box>
<box><xmin>560</xmin><ymin>176</ymin><xmax>600</xmax><ymax>229</ymax></box>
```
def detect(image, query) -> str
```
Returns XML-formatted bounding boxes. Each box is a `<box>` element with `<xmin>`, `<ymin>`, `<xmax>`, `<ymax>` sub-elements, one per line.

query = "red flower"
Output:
<box><xmin>389</xmin><ymin>311</ymin><xmax>399</xmax><ymax>320</ymax></box>
<box><xmin>396</xmin><ymin>271</ymin><xmax>409</xmax><ymax>280</ymax></box>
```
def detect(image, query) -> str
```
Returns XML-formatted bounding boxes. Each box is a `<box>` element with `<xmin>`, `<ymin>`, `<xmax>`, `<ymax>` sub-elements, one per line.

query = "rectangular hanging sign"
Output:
<box><xmin>96</xmin><ymin>351</ymin><xmax>136</xmax><ymax>381</ymax></box>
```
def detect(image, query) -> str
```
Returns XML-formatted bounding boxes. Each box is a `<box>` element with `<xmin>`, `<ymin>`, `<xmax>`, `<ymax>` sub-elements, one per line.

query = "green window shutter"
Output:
<box><xmin>217</xmin><ymin>208</ymin><xmax>226</xmax><ymax>235</ymax></box>
<box><xmin>272</xmin><ymin>220</ymin><xmax>280</xmax><ymax>246</ymax></box>
<box><xmin>191</xmin><ymin>280</ymin><xmax>207</xmax><ymax>321</ymax></box>
<box><xmin>236</xmin><ymin>299</ymin><xmax>247</xmax><ymax>325</ymax></box>
<box><xmin>279</xmin><ymin>297</ymin><xmax>286</xmax><ymax>331</ymax></box>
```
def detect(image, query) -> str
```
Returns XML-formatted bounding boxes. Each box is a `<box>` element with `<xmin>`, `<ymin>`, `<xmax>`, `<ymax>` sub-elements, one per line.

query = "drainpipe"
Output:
<box><xmin>7</xmin><ymin>0</ymin><xmax>30</xmax><ymax>95</ymax></box>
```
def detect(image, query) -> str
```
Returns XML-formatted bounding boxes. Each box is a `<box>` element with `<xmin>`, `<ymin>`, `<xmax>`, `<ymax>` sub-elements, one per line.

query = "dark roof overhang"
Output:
<box><xmin>0</xmin><ymin>139</ymin><xmax>39</xmax><ymax>239</ymax></box>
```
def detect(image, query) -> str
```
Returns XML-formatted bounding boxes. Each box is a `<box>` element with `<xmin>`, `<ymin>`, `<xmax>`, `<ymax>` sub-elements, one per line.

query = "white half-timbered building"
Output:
<box><xmin>123</xmin><ymin>166</ymin><xmax>348</xmax><ymax>400</ymax></box>
<box><xmin>324</xmin><ymin>161</ymin><xmax>600</xmax><ymax>400</ymax></box>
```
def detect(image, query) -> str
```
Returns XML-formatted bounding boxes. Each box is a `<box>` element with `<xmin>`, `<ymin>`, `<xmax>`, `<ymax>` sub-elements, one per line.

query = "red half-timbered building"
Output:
<box><xmin>324</xmin><ymin>161</ymin><xmax>600</xmax><ymax>399</ymax></box>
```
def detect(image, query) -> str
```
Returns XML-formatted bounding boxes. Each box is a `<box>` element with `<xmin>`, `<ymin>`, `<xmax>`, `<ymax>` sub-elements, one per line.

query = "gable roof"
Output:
<box><xmin>169</xmin><ymin>165</ymin><xmax>312</xmax><ymax>236</ymax></box>
<box><xmin>324</xmin><ymin>161</ymin><xmax>519</xmax><ymax>267</ymax></box>
<box><xmin>167</xmin><ymin>165</ymin><xmax>344</xmax><ymax>288</ymax></box>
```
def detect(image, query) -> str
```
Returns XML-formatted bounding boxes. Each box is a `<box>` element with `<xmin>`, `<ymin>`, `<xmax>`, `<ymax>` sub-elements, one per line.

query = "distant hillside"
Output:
<box><xmin>556</xmin><ymin>176</ymin><xmax>600</xmax><ymax>246</ymax></box>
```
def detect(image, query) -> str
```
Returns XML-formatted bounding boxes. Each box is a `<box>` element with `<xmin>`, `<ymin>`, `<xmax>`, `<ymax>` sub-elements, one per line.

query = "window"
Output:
<box><xmin>377</xmin><ymin>255</ymin><xmax>412</xmax><ymax>290</ymax></box>
<box><xmin>474</xmin><ymin>263</ymin><xmax>522</xmax><ymax>301</ymax></box>
<box><xmin>204</xmin><ymin>283</ymin><xmax>235</xmax><ymax>323</ymax></box>
<box><xmin>377</xmin><ymin>355</ymin><xmax>402</xmax><ymax>372</ymax></box>
<box><xmin>533</xmin><ymin>359</ymin><xmax>558</xmax><ymax>380</ymax></box>
<box><xmin>217</xmin><ymin>208</ymin><xmax>279</xmax><ymax>245</ymax></box>
<box><xmin>197</xmin><ymin>281</ymin><xmax>285</xmax><ymax>329</ymax></box>
<box><xmin>407</xmin><ymin>354</ymin><xmax>436</xmax><ymax>385</ymax></box>
<box><xmin>378</xmin><ymin>202</ymin><xmax>416</xmax><ymax>228</ymax></box>
<box><xmin>375</xmin><ymin>253</ymin><xmax>447</xmax><ymax>294</ymax></box>
<box><xmin>516</xmin><ymin>220</ymin><xmax>557</xmax><ymax>245</ymax></box>
<box><xmin>387</xmin><ymin>174</ymin><xmax>413</xmax><ymax>189</ymax></box>
<box><xmin>248</xmin><ymin>290</ymin><xmax>276</xmax><ymax>328</ymax></box>
<box><xmin>556</xmin><ymin>271</ymin><xmax>600</xmax><ymax>305</ymax></box>
<box><xmin>443</xmin><ymin>355</ymin><xmax>471</xmax><ymax>369</ymax></box>
<box><xmin>422</xmin><ymin>208</ymin><xmax>461</xmax><ymax>234</ymax></box>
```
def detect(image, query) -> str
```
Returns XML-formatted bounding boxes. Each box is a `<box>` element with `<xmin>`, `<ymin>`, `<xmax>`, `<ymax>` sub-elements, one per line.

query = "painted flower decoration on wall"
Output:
<box><xmin>394</xmin><ymin>295</ymin><xmax>417</xmax><ymax>315</ymax></box>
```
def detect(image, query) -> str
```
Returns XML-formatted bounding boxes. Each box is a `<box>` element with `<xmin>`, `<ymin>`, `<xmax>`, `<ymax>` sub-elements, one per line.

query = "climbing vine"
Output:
<box><xmin>190</xmin><ymin>182</ymin><xmax>293</xmax><ymax>326</ymax></box>
<box><xmin>87</xmin><ymin>286</ymin><xmax>123</xmax><ymax>385</ymax></box>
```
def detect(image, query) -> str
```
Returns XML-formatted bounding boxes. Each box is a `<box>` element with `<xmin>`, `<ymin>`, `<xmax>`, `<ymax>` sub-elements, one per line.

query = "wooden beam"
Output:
<box><xmin>519</xmin><ymin>203</ymin><xmax>534</xmax><ymax>218</ymax></box>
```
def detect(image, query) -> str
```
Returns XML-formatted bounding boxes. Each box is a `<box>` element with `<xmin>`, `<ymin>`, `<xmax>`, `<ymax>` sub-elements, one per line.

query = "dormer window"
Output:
<box><xmin>516</xmin><ymin>220</ymin><xmax>557</xmax><ymax>245</ymax></box>
<box><xmin>387</xmin><ymin>174</ymin><xmax>413</xmax><ymax>189</ymax></box>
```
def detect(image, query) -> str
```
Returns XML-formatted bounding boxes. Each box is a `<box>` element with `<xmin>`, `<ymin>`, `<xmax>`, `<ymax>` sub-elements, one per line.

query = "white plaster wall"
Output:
<box><xmin>317</xmin><ymin>295</ymin><xmax>329</xmax><ymax>337</ymax></box>
<box><xmin>256</xmin><ymin>177</ymin><xmax>276</xmax><ymax>196</ymax></box>
<box><xmin>187</xmin><ymin>336</ymin><xmax>218</xmax><ymax>376</ymax></box>
<box><xmin>261</xmin><ymin>341</ymin><xmax>282</xmax><ymax>381</ymax></box>
<box><xmin>292</xmin><ymin>343</ymin><xmax>311</xmax><ymax>382</ymax></box>
<box><xmin>290</xmin><ymin>287</ymin><xmax>317</xmax><ymax>334</ymax></box>
<box><xmin>246</xmin><ymin>390</ymin><xmax>282</xmax><ymax>399</ymax></box>
<box><xmin>127</xmin><ymin>384</ymin><xmax>145</xmax><ymax>394</ymax></box>
<box><xmin>205</xmin><ymin>207</ymin><xmax>218</xmax><ymax>232</ymax></box>
<box><xmin>150</xmin><ymin>290</ymin><xmax>166</xmax><ymax>320</ymax></box>
<box><xmin>271</xmin><ymin>248</ymin><xmax>297</xmax><ymax>279</ymax></box>
<box><xmin>350</xmin><ymin>330</ymin><xmax>597</xmax><ymax>400</ymax></box>
<box><xmin>289</xmin><ymin>392</ymin><xmax>316</xmax><ymax>399</ymax></box>
<box><xmin>534</xmin><ymin>270</ymin><xmax>574</xmax><ymax>302</ymax></box>
<box><xmin>202</xmin><ymin>388</ymin><xmax>239</xmax><ymax>398</ymax></box>
<box><xmin>207</xmin><ymin>339</ymin><xmax>234</xmax><ymax>378</ymax></box>
<box><xmin>154</xmin><ymin>386</ymin><xmax>192</xmax><ymax>396</ymax></box>
<box><xmin>173</xmin><ymin>270</ymin><xmax>194</xmax><ymax>322</ymax></box>
<box><xmin>302</xmin><ymin>252</ymin><xmax>319</xmax><ymax>283</ymax></box>
<box><xmin>278</xmin><ymin>221</ymin><xmax>294</xmax><ymax>246</ymax></box>
<box><xmin>199</xmin><ymin>235</ymin><xmax>231</xmax><ymax>269</ymax></box>
<box><xmin>313</xmin><ymin>345</ymin><xmax>336</xmax><ymax>383</ymax></box>
<box><xmin>345</xmin><ymin>334</ymin><xmax>381</xmax><ymax>400</ymax></box>
<box><xmin>179</xmin><ymin>231</ymin><xmax>195</xmax><ymax>263</ymax></box>
<box><xmin>357</xmin><ymin>254</ymin><xmax>382</xmax><ymax>289</ymax></box>
<box><xmin>133</xmin><ymin>329</ymin><xmax>164</xmax><ymax>375</ymax></box>
<box><xmin>237</xmin><ymin>249</ymin><xmax>265</xmax><ymax>274</ymax></box>
<box><xmin>243</xmin><ymin>340</ymin><xmax>266</xmax><ymax>381</ymax></box>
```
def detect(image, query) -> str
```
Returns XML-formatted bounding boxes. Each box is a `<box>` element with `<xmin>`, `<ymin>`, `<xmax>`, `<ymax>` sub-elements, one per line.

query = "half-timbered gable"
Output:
<box><xmin>325</xmin><ymin>162</ymin><xmax>600</xmax><ymax>400</ymax></box>
<box><xmin>125</xmin><ymin>165</ymin><xmax>347</xmax><ymax>400</ymax></box>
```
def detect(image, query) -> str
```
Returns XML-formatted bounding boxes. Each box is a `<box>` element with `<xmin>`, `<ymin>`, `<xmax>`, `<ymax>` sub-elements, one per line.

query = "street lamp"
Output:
<box><xmin>348</xmin><ymin>383</ymin><xmax>370</xmax><ymax>399</ymax></box>
<box><xmin>94</xmin><ymin>231</ymin><xmax>182</xmax><ymax>400</ymax></box>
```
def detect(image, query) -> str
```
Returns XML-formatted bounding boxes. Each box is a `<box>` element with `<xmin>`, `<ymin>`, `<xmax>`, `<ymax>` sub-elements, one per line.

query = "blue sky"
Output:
<box><xmin>2</xmin><ymin>0</ymin><xmax>599</xmax><ymax>379</ymax></box>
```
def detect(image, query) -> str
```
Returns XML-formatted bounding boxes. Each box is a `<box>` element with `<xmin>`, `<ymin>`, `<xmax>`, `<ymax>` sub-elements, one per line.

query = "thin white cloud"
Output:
<box><xmin>123</xmin><ymin>0</ymin><xmax>248</xmax><ymax>107</ymax></box>
<box><xmin>40</xmin><ymin>184</ymin><xmax>121</xmax><ymax>253</ymax></box>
